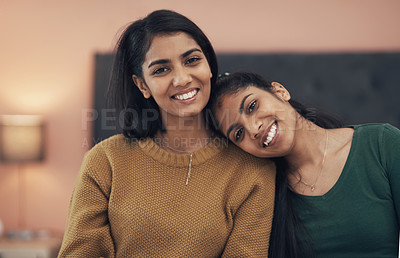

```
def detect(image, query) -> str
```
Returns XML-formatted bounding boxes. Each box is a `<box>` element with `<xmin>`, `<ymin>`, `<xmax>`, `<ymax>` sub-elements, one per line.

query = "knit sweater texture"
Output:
<box><xmin>58</xmin><ymin>135</ymin><xmax>276</xmax><ymax>257</ymax></box>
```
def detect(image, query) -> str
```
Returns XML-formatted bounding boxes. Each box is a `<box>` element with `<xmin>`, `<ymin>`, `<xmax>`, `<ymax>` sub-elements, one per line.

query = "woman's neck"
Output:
<box><xmin>284</xmin><ymin>117</ymin><xmax>328</xmax><ymax>170</ymax></box>
<box><xmin>155</xmin><ymin>113</ymin><xmax>214</xmax><ymax>153</ymax></box>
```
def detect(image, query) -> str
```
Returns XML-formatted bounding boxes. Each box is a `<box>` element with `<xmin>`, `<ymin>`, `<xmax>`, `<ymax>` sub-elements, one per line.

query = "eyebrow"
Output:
<box><xmin>225</xmin><ymin>93</ymin><xmax>253</xmax><ymax>138</ymax></box>
<box><xmin>148</xmin><ymin>59</ymin><xmax>169</xmax><ymax>69</ymax></box>
<box><xmin>182</xmin><ymin>48</ymin><xmax>202</xmax><ymax>58</ymax></box>
<box><xmin>239</xmin><ymin>94</ymin><xmax>252</xmax><ymax>114</ymax></box>
<box><xmin>226</xmin><ymin>123</ymin><xmax>238</xmax><ymax>139</ymax></box>
<box><xmin>147</xmin><ymin>48</ymin><xmax>202</xmax><ymax>69</ymax></box>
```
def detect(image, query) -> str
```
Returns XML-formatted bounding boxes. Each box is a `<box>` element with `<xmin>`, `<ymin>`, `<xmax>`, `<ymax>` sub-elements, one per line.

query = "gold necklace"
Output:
<box><xmin>157</xmin><ymin>142</ymin><xmax>193</xmax><ymax>185</ymax></box>
<box><xmin>294</xmin><ymin>130</ymin><xmax>329</xmax><ymax>192</ymax></box>
<box><xmin>156</xmin><ymin>135</ymin><xmax>213</xmax><ymax>185</ymax></box>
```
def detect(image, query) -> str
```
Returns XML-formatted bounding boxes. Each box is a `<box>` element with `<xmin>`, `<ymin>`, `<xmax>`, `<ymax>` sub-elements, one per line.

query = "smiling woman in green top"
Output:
<box><xmin>208</xmin><ymin>72</ymin><xmax>400</xmax><ymax>258</ymax></box>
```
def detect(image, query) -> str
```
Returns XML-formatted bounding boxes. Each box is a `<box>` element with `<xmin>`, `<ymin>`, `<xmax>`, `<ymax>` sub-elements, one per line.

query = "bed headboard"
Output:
<box><xmin>92</xmin><ymin>52</ymin><xmax>400</xmax><ymax>144</ymax></box>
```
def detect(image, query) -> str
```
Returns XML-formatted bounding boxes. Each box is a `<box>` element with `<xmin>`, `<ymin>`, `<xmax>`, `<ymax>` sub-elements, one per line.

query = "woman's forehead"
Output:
<box><xmin>216</xmin><ymin>93</ymin><xmax>244</xmax><ymax>133</ymax></box>
<box><xmin>142</xmin><ymin>33</ymin><xmax>199</xmax><ymax>67</ymax></box>
<box><xmin>148</xmin><ymin>32</ymin><xmax>198</xmax><ymax>53</ymax></box>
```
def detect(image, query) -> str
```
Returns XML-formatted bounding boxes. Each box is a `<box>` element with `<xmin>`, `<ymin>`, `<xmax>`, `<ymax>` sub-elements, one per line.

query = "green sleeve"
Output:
<box><xmin>58</xmin><ymin>144</ymin><xmax>115</xmax><ymax>257</ymax></box>
<box><xmin>381</xmin><ymin>124</ymin><xmax>400</xmax><ymax>227</ymax></box>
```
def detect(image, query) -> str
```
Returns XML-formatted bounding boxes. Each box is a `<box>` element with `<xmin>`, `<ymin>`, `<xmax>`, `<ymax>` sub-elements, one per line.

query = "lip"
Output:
<box><xmin>171</xmin><ymin>88</ymin><xmax>199</xmax><ymax>103</ymax></box>
<box><xmin>261</xmin><ymin>121</ymin><xmax>279</xmax><ymax>148</ymax></box>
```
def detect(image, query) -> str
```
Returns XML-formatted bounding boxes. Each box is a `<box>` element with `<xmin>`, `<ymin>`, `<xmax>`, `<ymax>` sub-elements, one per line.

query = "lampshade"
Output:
<box><xmin>0</xmin><ymin>115</ymin><xmax>45</xmax><ymax>163</ymax></box>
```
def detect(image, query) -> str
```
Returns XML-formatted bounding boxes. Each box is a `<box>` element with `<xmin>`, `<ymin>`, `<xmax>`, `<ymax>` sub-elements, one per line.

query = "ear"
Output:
<box><xmin>132</xmin><ymin>75</ymin><xmax>151</xmax><ymax>99</ymax></box>
<box><xmin>271</xmin><ymin>82</ymin><xmax>291</xmax><ymax>101</ymax></box>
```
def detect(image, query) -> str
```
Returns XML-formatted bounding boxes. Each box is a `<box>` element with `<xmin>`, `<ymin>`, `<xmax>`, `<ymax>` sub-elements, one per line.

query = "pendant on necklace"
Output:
<box><xmin>311</xmin><ymin>186</ymin><xmax>315</xmax><ymax>192</ymax></box>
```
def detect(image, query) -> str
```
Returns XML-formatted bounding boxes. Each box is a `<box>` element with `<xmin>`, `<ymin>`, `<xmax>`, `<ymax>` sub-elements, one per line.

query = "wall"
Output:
<box><xmin>0</xmin><ymin>0</ymin><xmax>399</xmax><ymax>234</ymax></box>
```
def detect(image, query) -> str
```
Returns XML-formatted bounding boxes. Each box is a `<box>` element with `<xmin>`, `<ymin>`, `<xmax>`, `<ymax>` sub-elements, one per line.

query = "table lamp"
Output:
<box><xmin>0</xmin><ymin>115</ymin><xmax>45</xmax><ymax>238</ymax></box>
<box><xmin>0</xmin><ymin>115</ymin><xmax>45</xmax><ymax>163</ymax></box>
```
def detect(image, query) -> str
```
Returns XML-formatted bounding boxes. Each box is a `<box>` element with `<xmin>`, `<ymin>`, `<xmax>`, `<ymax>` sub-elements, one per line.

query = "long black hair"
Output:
<box><xmin>207</xmin><ymin>72</ymin><xmax>343</xmax><ymax>258</ymax></box>
<box><xmin>107</xmin><ymin>9</ymin><xmax>218</xmax><ymax>139</ymax></box>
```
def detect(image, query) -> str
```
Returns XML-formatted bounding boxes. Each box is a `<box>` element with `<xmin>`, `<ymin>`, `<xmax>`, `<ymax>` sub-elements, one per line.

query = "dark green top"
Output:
<box><xmin>292</xmin><ymin>124</ymin><xmax>400</xmax><ymax>258</ymax></box>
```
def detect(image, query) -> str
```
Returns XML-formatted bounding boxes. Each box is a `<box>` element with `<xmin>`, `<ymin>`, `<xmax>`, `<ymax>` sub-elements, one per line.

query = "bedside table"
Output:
<box><xmin>0</xmin><ymin>237</ymin><xmax>62</xmax><ymax>258</ymax></box>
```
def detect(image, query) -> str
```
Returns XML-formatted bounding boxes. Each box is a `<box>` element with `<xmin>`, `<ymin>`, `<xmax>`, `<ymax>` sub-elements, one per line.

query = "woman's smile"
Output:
<box><xmin>172</xmin><ymin>88</ymin><xmax>199</xmax><ymax>102</ymax></box>
<box><xmin>262</xmin><ymin>121</ymin><xmax>279</xmax><ymax>148</ymax></box>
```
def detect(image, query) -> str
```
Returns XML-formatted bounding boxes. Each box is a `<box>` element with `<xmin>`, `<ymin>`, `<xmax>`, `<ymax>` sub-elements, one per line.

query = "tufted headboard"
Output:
<box><xmin>92</xmin><ymin>52</ymin><xmax>400</xmax><ymax>144</ymax></box>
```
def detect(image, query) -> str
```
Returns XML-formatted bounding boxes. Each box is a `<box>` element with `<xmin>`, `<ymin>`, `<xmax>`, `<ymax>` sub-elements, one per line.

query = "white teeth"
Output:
<box><xmin>263</xmin><ymin>123</ymin><xmax>277</xmax><ymax>147</ymax></box>
<box><xmin>174</xmin><ymin>89</ymin><xmax>197</xmax><ymax>100</ymax></box>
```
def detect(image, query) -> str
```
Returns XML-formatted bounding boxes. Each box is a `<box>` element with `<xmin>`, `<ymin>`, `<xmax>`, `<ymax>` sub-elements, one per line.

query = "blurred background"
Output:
<box><xmin>0</xmin><ymin>0</ymin><xmax>399</xmax><ymax>239</ymax></box>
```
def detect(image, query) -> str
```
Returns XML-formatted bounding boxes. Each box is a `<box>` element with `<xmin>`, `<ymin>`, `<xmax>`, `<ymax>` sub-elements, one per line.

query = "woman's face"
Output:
<box><xmin>215</xmin><ymin>84</ymin><xmax>299</xmax><ymax>158</ymax></box>
<box><xmin>133</xmin><ymin>32</ymin><xmax>212</xmax><ymax>124</ymax></box>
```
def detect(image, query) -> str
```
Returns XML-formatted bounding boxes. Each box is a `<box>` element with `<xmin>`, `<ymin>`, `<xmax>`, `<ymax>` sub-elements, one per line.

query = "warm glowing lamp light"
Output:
<box><xmin>0</xmin><ymin>115</ymin><xmax>45</xmax><ymax>163</ymax></box>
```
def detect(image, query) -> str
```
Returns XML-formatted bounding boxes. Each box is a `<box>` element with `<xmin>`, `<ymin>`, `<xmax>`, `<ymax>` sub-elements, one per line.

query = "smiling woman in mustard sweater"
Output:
<box><xmin>58</xmin><ymin>10</ymin><xmax>275</xmax><ymax>257</ymax></box>
<box><xmin>60</xmin><ymin>135</ymin><xmax>275</xmax><ymax>257</ymax></box>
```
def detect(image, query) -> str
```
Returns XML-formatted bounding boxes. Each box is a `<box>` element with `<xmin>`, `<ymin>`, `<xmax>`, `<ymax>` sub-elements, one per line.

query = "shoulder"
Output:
<box><xmin>97</xmin><ymin>134</ymin><xmax>134</xmax><ymax>151</ymax></box>
<box><xmin>351</xmin><ymin>123</ymin><xmax>400</xmax><ymax>145</ymax></box>
<box><xmin>353</xmin><ymin>123</ymin><xmax>399</xmax><ymax>135</ymax></box>
<box><xmin>86</xmin><ymin>134</ymin><xmax>141</xmax><ymax>158</ymax></box>
<box><xmin>220</xmin><ymin>141</ymin><xmax>276</xmax><ymax>184</ymax></box>
<box><xmin>81</xmin><ymin>134</ymin><xmax>142</xmax><ymax>172</ymax></box>
<box><xmin>222</xmin><ymin>140</ymin><xmax>275</xmax><ymax>167</ymax></box>
<box><xmin>350</xmin><ymin>123</ymin><xmax>400</xmax><ymax>166</ymax></box>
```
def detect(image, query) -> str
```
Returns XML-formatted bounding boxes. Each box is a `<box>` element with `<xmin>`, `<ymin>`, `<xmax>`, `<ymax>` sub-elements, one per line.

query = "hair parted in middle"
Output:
<box><xmin>108</xmin><ymin>9</ymin><xmax>218</xmax><ymax>139</ymax></box>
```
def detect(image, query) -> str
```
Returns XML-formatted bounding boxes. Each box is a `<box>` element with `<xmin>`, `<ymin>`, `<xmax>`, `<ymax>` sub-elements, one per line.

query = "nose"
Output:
<box><xmin>172</xmin><ymin>66</ymin><xmax>192</xmax><ymax>87</ymax></box>
<box><xmin>246</xmin><ymin>117</ymin><xmax>263</xmax><ymax>139</ymax></box>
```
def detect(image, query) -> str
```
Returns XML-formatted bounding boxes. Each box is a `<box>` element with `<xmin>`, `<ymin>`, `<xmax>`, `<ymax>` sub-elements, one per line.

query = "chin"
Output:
<box><xmin>254</xmin><ymin>152</ymin><xmax>274</xmax><ymax>158</ymax></box>
<box><xmin>182</xmin><ymin>104</ymin><xmax>207</xmax><ymax>117</ymax></box>
<box><xmin>247</xmin><ymin>149</ymin><xmax>283</xmax><ymax>159</ymax></box>
<box><xmin>178</xmin><ymin>108</ymin><xmax>204</xmax><ymax>118</ymax></box>
<box><xmin>242</xmin><ymin>148</ymin><xmax>266</xmax><ymax>158</ymax></box>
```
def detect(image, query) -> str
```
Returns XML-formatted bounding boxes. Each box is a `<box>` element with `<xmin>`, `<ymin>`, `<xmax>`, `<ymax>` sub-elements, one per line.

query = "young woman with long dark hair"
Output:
<box><xmin>58</xmin><ymin>11</ymin><xmax>275</xmax><ymax>257</ymax></box>
<box><xmin>208</xmin><ymin>72</ymin><xmax>400</xmax><ymax>258</ymax></box>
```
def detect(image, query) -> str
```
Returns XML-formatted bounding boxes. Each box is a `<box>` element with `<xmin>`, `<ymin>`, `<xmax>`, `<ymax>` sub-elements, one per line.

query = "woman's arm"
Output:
<box><xmin>58</xmin><ymin>144</ymin><xmax>115</xmax><ymax>257</ymax></box>
<box><xmin>222</xmin><ymin>161</ymin><xmax>276</xmax><ymax>257</ymax></box>
<box><xmin>382</xmin><ymin>124</ymin><xmax>400</xmax><ymax>225</ymax></box>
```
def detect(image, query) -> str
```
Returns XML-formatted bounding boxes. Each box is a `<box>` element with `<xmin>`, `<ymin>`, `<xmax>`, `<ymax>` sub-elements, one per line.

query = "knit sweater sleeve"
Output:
<box><xmin>222</xmin><ymin>160</ymin><xmax>276</xmax><ymax>257</ymax></box>
<box><xmin>58</xmin><ymin>143</ymin><xmax>115</xmax><ymax>257</ymax></box>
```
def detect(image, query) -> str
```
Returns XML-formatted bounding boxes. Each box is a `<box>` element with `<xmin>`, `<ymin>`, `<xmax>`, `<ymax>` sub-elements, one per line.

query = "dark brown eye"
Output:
<box><xmin>185</xmin><ymin>57</ymin><xmax>201</xmax><ymax>65</ymax></box>
<box><xmin>153</xmin><ymin>67</ymin><xmax>168</xmax><ymax>75</ymax></box>
<box><xmin>248</xmin><ymin>100</ymin><xmax>256</xmax><ymax>113</ymax></box>
<box><xmin>234</xmin><ymin>128</ymin><xmax>243</xmax><ymax>141</ymax></box>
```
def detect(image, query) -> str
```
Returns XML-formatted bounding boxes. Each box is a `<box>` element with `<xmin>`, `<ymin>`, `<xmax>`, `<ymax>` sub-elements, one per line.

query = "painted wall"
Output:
<box><xmin>0</xmin><ymin>0</ymin><xmax>399</xmax><ymax>234</ymax></box>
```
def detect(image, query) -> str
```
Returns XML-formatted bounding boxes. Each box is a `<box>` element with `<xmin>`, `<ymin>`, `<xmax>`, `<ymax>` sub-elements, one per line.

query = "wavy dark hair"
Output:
<box><xmin>107</xmin><ymin>9</ymin><xmax>218</xmax><ymax>139</ymax></box>
<box><xmin>207</xmin><ymin>72</ymin><xmax>343</xmax><ymax>258</ymax></box>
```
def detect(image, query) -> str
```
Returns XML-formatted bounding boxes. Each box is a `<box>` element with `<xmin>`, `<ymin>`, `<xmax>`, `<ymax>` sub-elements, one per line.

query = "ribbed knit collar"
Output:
<box><xmin>138</xmin><ymin>136</ymin><xmax>226</xmax><ymax>167</ymax></box>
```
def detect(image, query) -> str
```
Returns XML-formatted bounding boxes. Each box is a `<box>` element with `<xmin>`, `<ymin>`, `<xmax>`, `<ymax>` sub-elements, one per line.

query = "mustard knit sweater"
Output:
<box><xmin>58</xmin><ymin>135</ymin><xmax>276</xmax><ymax>257</ymax></box>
